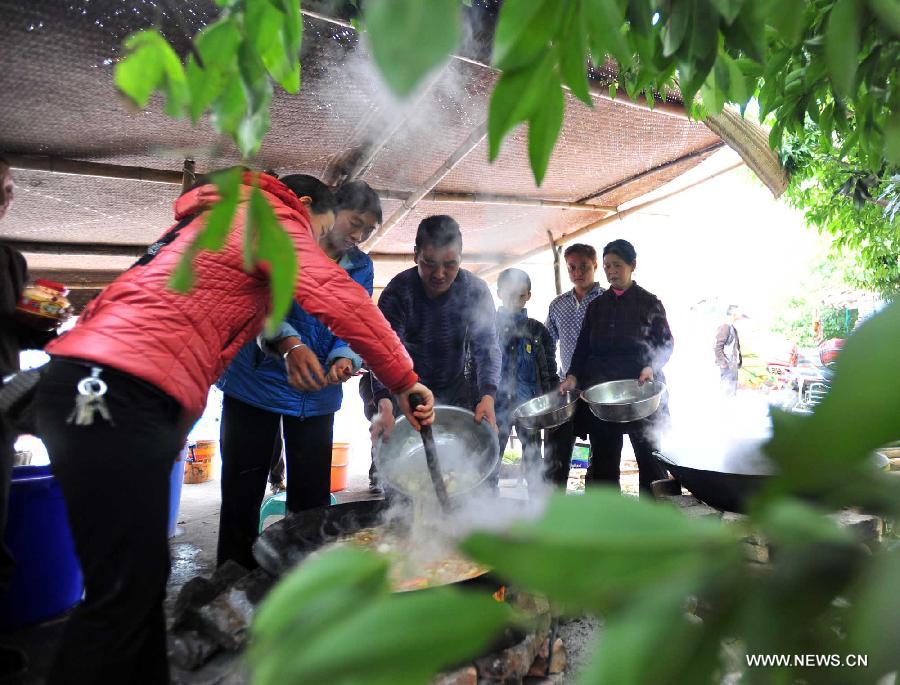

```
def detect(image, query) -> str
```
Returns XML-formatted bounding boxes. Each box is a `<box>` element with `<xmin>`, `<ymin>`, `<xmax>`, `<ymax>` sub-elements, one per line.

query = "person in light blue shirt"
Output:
<box><xmin>544</xmin><ymin>243</ymin><xmax>604</xmax><ymax>486</ymax></box>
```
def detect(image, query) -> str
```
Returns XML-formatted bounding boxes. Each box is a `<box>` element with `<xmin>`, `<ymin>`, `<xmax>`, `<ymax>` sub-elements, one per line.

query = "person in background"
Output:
<box><xmin>561</xmin><ymin>239</ymin><xmax>672</xmax><ymax>498</ymax></box>
<box><xmin>715</xmin><ymin>305</ymin><xmax>743</xmax><ymax>396</ymax></box>
<box><xmin>368</xmin><ymin>215</ymin><xmax>501</xmax><ymax>443</ymax></box>
<box><xmin>494</xmin><ymin>268</ymin><xmax>557</xmax><ymax>491</ymax></box>
<box><xmin>0</xmin><ymin>157</ymin><xmax>65</xmax><ymax>678</ymax></box>
<box><xmin>216</xmin><ymin>178</ymin><xmax>382</xmax><ymax>570</ymax></box>
<box><xmin>544</xmin><ymin>243</ymin><xmax>604</xmax><ymax>487</ymax></box>
<box><xmin>34</xmin><ymin>170</ymin><xmax>433</xmax><ymax>684</ymax></box>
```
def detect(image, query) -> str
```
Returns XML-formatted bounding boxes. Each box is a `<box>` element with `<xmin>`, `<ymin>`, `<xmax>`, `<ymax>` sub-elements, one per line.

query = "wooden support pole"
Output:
<box><xmin>4</xmin><ymin>153</ymin><xmax>183</xmax><ymax>184</ymax></box>
<box><xmin>548</xmin><ymin>230</ymin><xmax>562</xmax><ymax>296</ymax></box>
<box><xmin>181</xmin><ymin>159</ymin><xmax>196</xmax><ymax>194</ymax></box>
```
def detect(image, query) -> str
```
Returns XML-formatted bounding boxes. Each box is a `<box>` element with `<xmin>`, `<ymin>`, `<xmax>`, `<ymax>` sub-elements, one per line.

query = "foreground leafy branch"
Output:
<box><xmin>251</xmin><ymin>300</ymin><xmax>900</xmax><ymax>684</ymax></box>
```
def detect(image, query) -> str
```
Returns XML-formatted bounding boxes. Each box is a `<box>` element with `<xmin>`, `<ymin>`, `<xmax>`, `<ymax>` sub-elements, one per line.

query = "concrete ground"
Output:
<box><xmin>1</xmin><ymin>434</ymin><xmax>639</xmax><ymax>684</ymax></box>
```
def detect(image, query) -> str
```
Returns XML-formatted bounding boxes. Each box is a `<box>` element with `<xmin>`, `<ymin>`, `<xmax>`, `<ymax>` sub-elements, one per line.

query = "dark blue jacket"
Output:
<box><xmin>216</xmin><ymin>248</ymin><xmax>374</xmax><ymax>417</ymax></box>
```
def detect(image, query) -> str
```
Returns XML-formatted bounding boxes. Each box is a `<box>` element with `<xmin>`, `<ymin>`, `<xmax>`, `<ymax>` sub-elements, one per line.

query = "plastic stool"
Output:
<box><xmin>259</xmin><ymin>491</ymin><xmax>336</xmax><ymax>532</ymax></box>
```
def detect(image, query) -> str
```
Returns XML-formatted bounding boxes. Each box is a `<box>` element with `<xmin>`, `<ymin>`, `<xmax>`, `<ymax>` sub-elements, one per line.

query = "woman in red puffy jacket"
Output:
<box><xmin>34</xmin><ymin>171</ymin><xmax>434</xmax><ymax>685</ymax></box>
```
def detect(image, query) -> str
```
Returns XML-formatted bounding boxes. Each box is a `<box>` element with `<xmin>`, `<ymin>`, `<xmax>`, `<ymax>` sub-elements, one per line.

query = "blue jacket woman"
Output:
<box><xmin>215</xmin><ymin>178</ymin><xmax>383</xmax><ymax>570</ymax></box>
<box><xmin>216</xmin><ymin>246</ymin><xmax>372</xmax><ymax>417</ymax></box>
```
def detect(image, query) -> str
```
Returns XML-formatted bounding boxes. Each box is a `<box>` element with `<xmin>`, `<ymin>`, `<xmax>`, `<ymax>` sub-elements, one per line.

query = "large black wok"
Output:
<box><xmin>252</xmin><ymin>499</ymin><xmax>500</xmax><ymax>594</ymax></box>
<box><xmin>654</xmin><ymin>449</ymin><xmax>890</xmax><ymax>513</ymax></box>
<box><xmin>654</xmin><ymin>451</ymin><xmax>768</xmax><ymax>512</ymax></box>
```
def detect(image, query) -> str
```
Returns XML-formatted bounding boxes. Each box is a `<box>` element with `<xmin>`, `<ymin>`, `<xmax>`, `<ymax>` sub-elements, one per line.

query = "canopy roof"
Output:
<box><xmin>0</xmin><ymin>0</ymin><xmax>739</xmax><ymax>307</ymax></box>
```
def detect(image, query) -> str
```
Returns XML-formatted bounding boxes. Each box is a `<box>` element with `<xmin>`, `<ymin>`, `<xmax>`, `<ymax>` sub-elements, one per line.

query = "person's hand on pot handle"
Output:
<box><xmin>395</xmin><ymin>383</ymin><xmax>435</xmax><ymax>431</ymax></box>
<box><xmin>370</xmin><ymin>398</ymin><xmax>396</xmax><ymax>442</ymax></box>
<box><xmin>559</xmin><ymin>375</ymin><xmax>578</xmax><ymax>394</ymax></box>
<box><xmin>638</xmin><ymin>366</ymin><xmax>654</xmax><ymax>385</ymax></box>
<box><xmin>474</xmin><ymin>395</ymin><xmax>497</xmax><ymax>430</ymax></box>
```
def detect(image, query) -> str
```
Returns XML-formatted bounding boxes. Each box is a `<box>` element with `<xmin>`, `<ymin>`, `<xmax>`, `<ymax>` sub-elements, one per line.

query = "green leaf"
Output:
<box><xmin>487</xmin><ymin>51</ymin><xmax>556</xmax><ymax>161</ymax></box>
<box><xmin>849</xmin><ymin>550</ymin><xmax>900</xmax><ymax>677</ymax></box>
<box><xmin>252</xmin><ymin>548</ymin><xmax>390</xmax><ymax>644</ymax></box>
<box><xmin>722</xmin><ymin>2</ymin><xmax>765</xmax><ymax>61</ymax></box>
<box><xmin>278</xmin><ymin>0</ymin><xmax>303</xmax><ymax>56</ymax></box>
<box><xmin>245</xmin><ymin>0</ymin><xmax>300</xmax><ymax>93</ymax></box>
<box><xmin>755</xmin><ymin>499</ymin><xmax>854</xmax><ymax>547</ymax></box>
<box><xmin>764</xmin><ymin>0</ymin><xmax>806</xmax><ymax>45</ymax></box>
<box><xmin>168</xmin><ymin>249</ymin><xmax>197</xmax><ymax>293</ymax></box>
<box><xmin>867</xmin><ymin>0</ymin><xmax>900</xmax><ymax>36</ymax></box>
<box><xmin>493</xmin><ymin>0</ymin><xmax>563</xmax><ymax>71</ymax></box>
<box><xmin>826</xmin><ymin>0</ymin><xmax>863</xmax><ymax>98</ymax></box>
<box><xmin>689</xmin><ymin>0</ymin><xmax>719</xmax><ymax>60</ymax></box>
<box><xmin>700</xmin><ymin>53</ymin><xmax>729</xmax><ymax>114</ymax></box>
<box><xmin>236</xmin><ymin>42</ymin><xmax>274</xmax><ymax>157</ymax></box>
<box><xmin>114</xmin><ymin>30</ymin><xmax>188</xmax><ymax>116</ymax></box>
<box><xmin>677</xmin><ymin>47</ymin><xmax>717</xmax><ymax>109</ymax></box>
<box><xmin>584</xmin><ymin>0</ymin><xmax>631</xmax><ymax>64</ymax></box>
<box><xmin>247</xmin><ymin>184</ymin><xmax>299</xmax><ymax>332</ymax></box>
<box><xmin>528</xmin><ymin>72</ymin><xmax>565</xmax><ymax>185</ymax></box>
<box><xmin>575</xmin><ymin>574</ymin><xmax>728</xmax><ymax>685</ymax></box>
<box><xmin>168</xmin><ymin>168</ymin><xmax>243</xmax><ymax>293</ymax></box>
<box><xmin>195</xmin><ymin>167</ymin><xmax>243</xmax><ymax>251</ymax></box>
<box><xmin>460</xmin><ymin>490</ymin><xmax>739</xmax><ymax>612</ymax></box>
<box><xmin>557</xmin><ymin>0</ymin><xmax>592</xmax><ymax>106</ymax></box>
<box><xmin>662</xmin><ymin>0</ymin><xmax>692</xmax><ymax>57</ymax></box>
<box><xmin>722</xmin><ymin>52</ymin><xmax>749</xmax><ymax>104</ymax></box>
<box><xmin>885</xmin><ymin>110</ymin><xmax>900</xmax><ymax>164</ymax></box>
<box><xmin>764</xmin><ymin>301</ymin><xmax>900</xmax><ymax>500</ymax></box>
<box><xmin>186</xmin><ymin>19</ymin><xmax>242</xmax><ymax>122</ymax></box>
<box><xmin>114</xmin><ymin>31</ymin><xmax>165</xmax><ymax>108</ymax></box>
<box><xmin>210</xmin><ymin>77</ymin><xmax>249</xmax><ymax>138</ymax></box>
<box><xmin>365</xmin><ymin>0</ymin><xmax>460</xmax><ymax>96</ymax></box>
<box><xmin>250</xmin><ymin>551</ymin><xmax>511</xmax><ymax>685</ymax></box>
<box><xmin>710</xmin><ymin>0</ymin><xmax>744</xmax><ymax>25</ymax></box>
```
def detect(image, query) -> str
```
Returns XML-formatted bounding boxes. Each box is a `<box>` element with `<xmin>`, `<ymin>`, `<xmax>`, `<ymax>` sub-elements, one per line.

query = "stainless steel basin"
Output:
<box><xmin>511</xmin><ymin>390</ymin><xmax>579</xmax><ymax>430</ymax></box>
<box><xmin>375</xmin><ymin>405</ymin><xmax>499</xmax><ymax>499</ymax></box>
<box><xmin>581</xmin><ymin>379</ymin><xmax>666</xmax><ymax>423</ymax></box>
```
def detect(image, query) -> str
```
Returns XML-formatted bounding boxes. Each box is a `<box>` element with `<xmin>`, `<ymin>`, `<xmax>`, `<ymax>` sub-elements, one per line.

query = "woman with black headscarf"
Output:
<box><xmin>560</xmin><ymin>239</ymin><xmax>673</xmax><ymax>497</ymax></box>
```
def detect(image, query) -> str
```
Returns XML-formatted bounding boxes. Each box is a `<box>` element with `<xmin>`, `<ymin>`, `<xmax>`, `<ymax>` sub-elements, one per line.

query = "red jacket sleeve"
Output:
<box><xmin>262</xmin><ymin>209</ymin><xmax>418</xmax><ymax>395</ymax></box>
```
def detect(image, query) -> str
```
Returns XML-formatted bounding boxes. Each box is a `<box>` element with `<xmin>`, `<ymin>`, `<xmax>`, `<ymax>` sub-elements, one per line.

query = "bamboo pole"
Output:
<box><xmin>5</xmin><ymin>154</ymin><xmax>183</xmax><ymax>184</ymax></box>
<box><xmin>362</xmin><ymin>122</ymin><xmax>488</xmax><ymax>251</ymax></box>
<box><xmin>374</xmin><ymin>188</ymin><xmax>616</xmax><ymax>211</ymax></box>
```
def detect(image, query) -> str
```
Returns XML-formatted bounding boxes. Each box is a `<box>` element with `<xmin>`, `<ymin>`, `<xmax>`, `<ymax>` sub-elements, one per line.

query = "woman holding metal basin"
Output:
<box><xmin>559</xmin><ymin>239</ymin><xmax>673</xmax><ymax>497</ymax></box>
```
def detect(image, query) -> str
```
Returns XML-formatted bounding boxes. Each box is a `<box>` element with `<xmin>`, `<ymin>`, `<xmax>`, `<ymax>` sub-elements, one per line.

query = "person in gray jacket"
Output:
<box><xmin>715</xmin><ymin>305</ymin><xmax>743</xmax><ymax>395</ymax></box>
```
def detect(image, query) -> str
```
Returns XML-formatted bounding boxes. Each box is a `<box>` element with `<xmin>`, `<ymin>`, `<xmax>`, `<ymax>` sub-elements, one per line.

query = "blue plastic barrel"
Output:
<box><xmin>0</xmin><ymin>464</ymin><xmax>84</xmax><ymax>629</ymax></box>
<box><xmin>168</xmin><ymin>449</ymin><xmax>186</xmax><ymax>538</ymax></box>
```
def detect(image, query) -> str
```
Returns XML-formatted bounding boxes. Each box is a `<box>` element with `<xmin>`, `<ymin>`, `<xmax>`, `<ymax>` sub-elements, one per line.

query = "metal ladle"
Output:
<box><xmin>409</xmin><ymin>393</ymin><xmax>450</xmax><ymax>511</ymax></box>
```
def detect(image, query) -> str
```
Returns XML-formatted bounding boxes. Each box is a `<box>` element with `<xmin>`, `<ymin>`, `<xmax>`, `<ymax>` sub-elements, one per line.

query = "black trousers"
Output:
<box><xmin>35</xmin><ymin>360</ymin><xmax>182</xmax><ymax>685</ymax></box>
<box><xmin>584</xmin><ymin>412</ymin><xmax>667</xmax><ymax>498</ymax></box>
<box><xmin>545</xmin><ymin>420</ymin><xmax>575</xmax><ymax>487</ymax></box>
<box><xmin>544</xmin><ymin>402</ymin><xmax>593</xmax><ymax>487</ymax></box>
<box><xmin>269</xmin><ymin>421</ymin><xmax>285</xmax><ymax>485</ymax></box>
<box><xmin>217</xmin><ymin>395</ymin><xmax>334</xmax><ymax>570</ymax></box>
<box><xmin>496</xmin><ymin>403</ymin><xmax>542</xmax><ymax>490</ymax></box>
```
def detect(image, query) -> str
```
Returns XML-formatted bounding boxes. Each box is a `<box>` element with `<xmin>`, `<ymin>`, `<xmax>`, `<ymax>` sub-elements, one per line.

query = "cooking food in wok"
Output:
<box><xmin>253</xmin><ymin>500</ymin><xmax>494</xmax><ymax>592</ymax></box>
<box><xmin>329</xmin><ymin>527</ymin><xmax>488</xmax><ymax>592</ymax></box>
